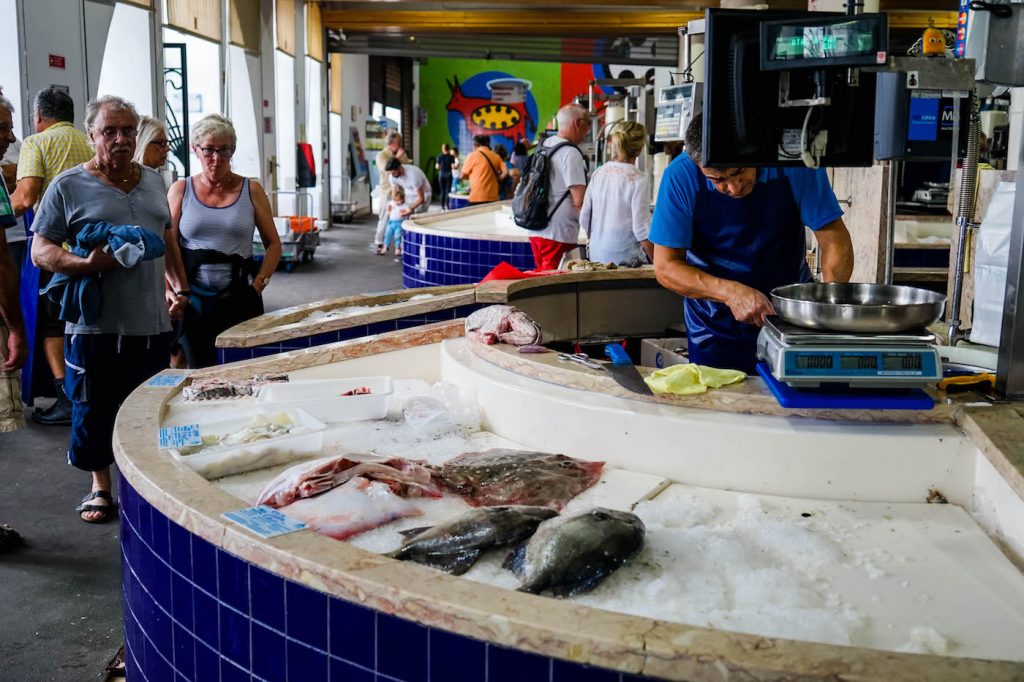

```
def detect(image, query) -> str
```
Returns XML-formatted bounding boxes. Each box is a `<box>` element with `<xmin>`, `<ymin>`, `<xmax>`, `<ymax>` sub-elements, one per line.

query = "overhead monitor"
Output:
<box><xmin>760</xmin><ymin>14</ymin><xmax>888</xmax><ymax>71</ymax></box>
<box><xmin>702</xmin><ymin>9</ymin><xmax>878</xmax><ymax>168</ymax></box>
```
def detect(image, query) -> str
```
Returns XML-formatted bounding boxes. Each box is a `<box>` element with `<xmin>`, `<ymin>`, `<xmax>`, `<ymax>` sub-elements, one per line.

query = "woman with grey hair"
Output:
<box><xmin>168</xmin><ymin>113</ymin><xmax>281</xmax><ymax>368</ymax></box>
<box><xmin>133</xmin><ymin>115</ymin><xmax>171</xmax><ymax>172</ymax></box>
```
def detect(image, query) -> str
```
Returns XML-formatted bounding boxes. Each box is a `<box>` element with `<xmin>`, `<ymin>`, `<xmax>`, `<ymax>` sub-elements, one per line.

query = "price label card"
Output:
<box><xmin>146</xmin><ymin>374</ymin><xmax>188</xmax><ymax>388</ymax></box>
<box><xmin>158</xmin><ymin>424</ymin><xmax>202</xmax><ymax>449</ymax></box>
<box><xmin>223</xmin><ymin>506</ymin><xmax>308</xmax><ymax>538</ymax></box>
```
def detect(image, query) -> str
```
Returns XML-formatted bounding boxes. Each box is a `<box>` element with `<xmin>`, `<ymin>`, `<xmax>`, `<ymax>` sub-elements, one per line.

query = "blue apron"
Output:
<box><xmin>684</xmin><ymin>174</ymin><xmax>811</xmax><ymax>373</ymax></box>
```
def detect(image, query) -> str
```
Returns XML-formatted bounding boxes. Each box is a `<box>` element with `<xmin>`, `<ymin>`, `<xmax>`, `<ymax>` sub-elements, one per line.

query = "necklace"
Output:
<box><xmin>92</xmin><ymin>161</ymin><xmax>135</xmax><ymax>185</ymax></box>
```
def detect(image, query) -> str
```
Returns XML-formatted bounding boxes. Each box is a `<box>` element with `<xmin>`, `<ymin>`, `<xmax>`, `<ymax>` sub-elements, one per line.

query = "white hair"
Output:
<box><xmin>84</xmin><ymin>95</ymin><xmax>139</xmax><ymax>131</ymax></box>
<box><xmin>190</xmin><ymin>113</ymin><xmax>237</xmax><ymax>146</ymax></box>
<box><xmin>0</xmin><ymin>93</ymin><xmax>14</xmax><ymax>114</ymax></box>
<box><xmin>556</xmin><ymin>103</ymin><xmax>588</xmax><ymax>132</ymax></box>
<box><xmin>133</xmin><ymin>115</ymin><xmax>168</xmax><ymax>165</ymax></box>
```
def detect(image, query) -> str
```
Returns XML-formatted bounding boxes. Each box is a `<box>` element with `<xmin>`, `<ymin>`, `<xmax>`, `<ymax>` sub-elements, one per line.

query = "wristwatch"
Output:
<box><xmin>257</xmin><ymin>275</ymin><xmax>272</xmax><ymax>288</ymax></box>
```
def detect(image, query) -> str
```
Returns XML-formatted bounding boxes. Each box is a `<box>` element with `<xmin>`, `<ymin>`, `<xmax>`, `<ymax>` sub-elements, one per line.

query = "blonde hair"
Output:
<box><xmin>190</xmin><ymin>113</ymin><xmax>236</xmax><ymax>146</ymax></box>
<box><xmin>133</xmin><ymin>115</ymin><xmax>167</xmax><ymax>165</ymax></box>
<box><xmin>391</xmin><ymin>185</ymin><xmax>406</xmax><ymax>200</ymax></box>
<box><xmin>606</xmin><ymin>121</ymin><xmax>647</xmax><ymax>162</ymax></box>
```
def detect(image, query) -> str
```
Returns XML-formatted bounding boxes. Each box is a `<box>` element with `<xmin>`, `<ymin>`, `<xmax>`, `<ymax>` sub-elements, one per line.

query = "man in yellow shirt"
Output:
<box><xmin>460</xmin><ymin>134</ymin><xmax>508</xmax><ymax>206</ymax></box>
<box><xmin>11</xmin><ymin>87</ymin><xmax>93</xmax><ymax>426</ymax></box>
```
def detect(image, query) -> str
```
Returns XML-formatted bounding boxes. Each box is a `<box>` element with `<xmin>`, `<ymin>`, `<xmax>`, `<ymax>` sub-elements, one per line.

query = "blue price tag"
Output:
<box><xmin>158</xmin><ymin>424</ymin><xmax>202</xmax><ymax>449</ymax></box>
<box><xmin>223</xmin><ymin>506</ymin><xmax>308</xmax><ymax>538</ymax></box>
<box><xmin>146</xmin><ymin>374</ymin><xmax>187</xmax><ymax>388</ymax></box>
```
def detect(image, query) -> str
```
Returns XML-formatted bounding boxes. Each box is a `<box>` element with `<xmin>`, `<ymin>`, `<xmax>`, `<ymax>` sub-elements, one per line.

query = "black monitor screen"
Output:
<box><xmin>761</xmin><ymin>14</ymin><xmax>887</xmax><ymax>71</ymax></box>
<box><xmin>702</xmin><ymin>9</ymin><xmax>877</xmax><ymax>168</ymax></box>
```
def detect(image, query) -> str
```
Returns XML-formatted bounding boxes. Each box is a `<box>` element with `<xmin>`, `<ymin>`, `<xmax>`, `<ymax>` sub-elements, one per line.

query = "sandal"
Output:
<box><xmin>76</xmin><ymin>490</ymin><xmax>118</xmax><ymax>524</ymax></box>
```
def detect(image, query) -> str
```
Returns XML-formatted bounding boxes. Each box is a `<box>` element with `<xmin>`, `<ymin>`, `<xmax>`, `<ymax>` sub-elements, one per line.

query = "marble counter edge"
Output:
<box><xmin>476</xmin><ymin>268</ymin><xmax>658</xmax><ymax>303</ymax></box>
<box><xmin>217</xmin><ymin>286</ymin><xmax>475</xmax><ymax>347</ymax></box>
<box><xmin>466</xmin><ymin>341</ymin><xmax>958</xmax><ymax>425</ymax></box>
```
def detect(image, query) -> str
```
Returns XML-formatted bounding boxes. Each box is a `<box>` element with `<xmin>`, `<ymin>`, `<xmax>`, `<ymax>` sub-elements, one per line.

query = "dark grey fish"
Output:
<box><xmin>504</xmin><ymin>507</ymin><xmax>645</xmax><ymax>597</ymax></box>
<box><xmin>386</xmin><ymin>506</ymin><xmax>558</xmax><ymax>575</ymax></box>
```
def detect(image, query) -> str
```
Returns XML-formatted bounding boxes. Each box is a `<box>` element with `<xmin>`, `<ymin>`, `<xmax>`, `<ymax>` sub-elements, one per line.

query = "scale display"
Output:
<box><xmin>783</xmin><ymin>348</ymin><xmax>939</xmax><ymax>383</ymax></box>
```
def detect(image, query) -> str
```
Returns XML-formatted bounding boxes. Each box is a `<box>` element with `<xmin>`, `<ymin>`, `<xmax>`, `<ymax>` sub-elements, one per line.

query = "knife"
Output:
<box><xmin>603</xmin><ymin>344</ymin><xmax>653</xmax><ymax>396</ymax></box>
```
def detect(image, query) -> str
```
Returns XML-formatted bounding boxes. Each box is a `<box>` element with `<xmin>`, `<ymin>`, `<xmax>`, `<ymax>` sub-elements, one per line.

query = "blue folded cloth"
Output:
<box><xmin>41</xmin><ymin>221</ymin><xmax>166</xmax><ymax>326</ymax></box>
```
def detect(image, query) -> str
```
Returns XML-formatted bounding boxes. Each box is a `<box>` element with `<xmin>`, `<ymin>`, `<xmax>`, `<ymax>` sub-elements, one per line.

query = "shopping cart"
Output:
<box><xmin>331</xmin><ymin>175</ymin><xmax>357</xmax><ymax>224</ymax></box>
<box><xmin>257</xmin><ymin>190</ymin><xmax>323</xmax><ymax>272</ymax></box>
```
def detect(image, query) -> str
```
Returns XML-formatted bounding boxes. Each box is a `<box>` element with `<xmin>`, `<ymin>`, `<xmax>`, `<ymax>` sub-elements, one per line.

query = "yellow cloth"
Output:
<box><xmin>643</xmin><ymin>363</ymin><xmax>746</xmax><ymax>395</ymax></box>
<box><xmin>16</xmin><ymin>122</ymin><xmax>93</xmax><ymax>194</ymax></box>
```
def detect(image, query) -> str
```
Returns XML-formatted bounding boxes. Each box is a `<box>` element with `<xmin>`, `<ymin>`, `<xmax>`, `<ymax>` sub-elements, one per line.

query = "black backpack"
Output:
<box><xmin>511</xmin><ymin>140</ymin><xmax>585</xmax><ymax>230</ymax></box>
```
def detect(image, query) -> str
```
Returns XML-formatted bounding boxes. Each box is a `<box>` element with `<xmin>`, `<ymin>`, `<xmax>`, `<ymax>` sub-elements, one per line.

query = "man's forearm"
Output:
<box><xmin>32</xmin><ymin>239</ymin><xmax>103</xmax><ymax>275</ymax></box>
<box><xmin>815</xmin><ymin>219</ymin><xmax>854</xmax><ymax>283</ymax></box>
<box><xmin>654</xmin><ymin>251</ymin><xmax>737</xmax><ymax>304</ymax></box>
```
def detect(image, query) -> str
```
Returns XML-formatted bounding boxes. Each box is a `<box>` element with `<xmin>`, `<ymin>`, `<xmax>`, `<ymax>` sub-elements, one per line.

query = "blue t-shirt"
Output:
<box><xmin>649</xmin><ymin>156</ymin><xmax>843</xmax><ymax>249</ymax></box>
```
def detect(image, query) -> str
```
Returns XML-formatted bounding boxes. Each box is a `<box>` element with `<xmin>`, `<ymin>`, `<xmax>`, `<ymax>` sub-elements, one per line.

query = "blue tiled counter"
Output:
<box><xmin>120</xmin><ymin>479</ymin><xmax>646</xmax><ymax>682</ymax></box>
<box><xmin>400</xmin><ymin>203</ymin><xmax>586</xmax><ymax>288</ymax></box>
<box><xmin>215</xmin><ymin>286</ymin><xmax>480</xmax><ymax>365</ymax></box>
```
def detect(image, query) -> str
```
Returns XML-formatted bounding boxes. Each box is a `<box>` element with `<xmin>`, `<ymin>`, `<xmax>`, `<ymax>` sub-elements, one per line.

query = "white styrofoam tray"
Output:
<box><xmin>171</xmin><ymin>409</ymin><xmax>326</xmax><ymax>479</ymax></box>
<box><xmin>257</xmin><ymin>376</ymin><xmax>393</xmax><ymax>423</ymax></box>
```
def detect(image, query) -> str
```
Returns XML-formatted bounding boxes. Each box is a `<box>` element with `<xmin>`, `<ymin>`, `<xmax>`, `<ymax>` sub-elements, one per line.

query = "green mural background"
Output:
<box><xmin>417</xmin><ymin>57</ymin><xmax>562</xmax><ymax>171</ymax></box>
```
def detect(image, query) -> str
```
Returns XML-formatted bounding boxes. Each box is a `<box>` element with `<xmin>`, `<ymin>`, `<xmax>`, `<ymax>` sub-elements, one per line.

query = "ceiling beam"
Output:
<box><xmin>323</xmin><ymin>7</ymin><xmax>958</xmax><ymax>36</ymax></box>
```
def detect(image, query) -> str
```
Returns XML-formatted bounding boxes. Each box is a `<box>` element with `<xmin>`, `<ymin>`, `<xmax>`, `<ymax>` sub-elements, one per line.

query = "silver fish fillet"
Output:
<box><xmin>505</xmin><ymin>507</ymin><xmax>645</xmax><ymax>597</ymax></box>
<box><xmin>387</xmin><ymin>506</ymin><xmax>558</xmax><ymax>575</ymax></box>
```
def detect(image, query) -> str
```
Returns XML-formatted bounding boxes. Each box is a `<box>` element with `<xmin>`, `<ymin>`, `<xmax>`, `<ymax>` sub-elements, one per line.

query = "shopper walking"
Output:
<box><xmin>580</xmin><ymin>121</ymin><xmax>653</xmax><ymax>264</ymax></box>
<box><xmin>435</xmin><ymin>142</ymin><xmax>456</xmax><ymax>210</ymax></box>
<box><xmin>460</xmin><ymin>135</ymin><xmax>508</xmax><ymax>206</ymax></box>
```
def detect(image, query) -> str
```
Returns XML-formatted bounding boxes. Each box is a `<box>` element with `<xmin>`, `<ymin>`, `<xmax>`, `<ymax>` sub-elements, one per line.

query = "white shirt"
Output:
<box><xmin>532</xmin><ymin>135</ymin><xmax>588</xmax><ymax>244</ymax></box>
<box><xmin>1</xmin><ymin>140</ymin><xmax>26</xmax><ymax>244</ymax></box>
<box><xmin>580</xmin><ymin>161</ymin><xmax>651</xmax><ymax>264</ymax></box>
<box><xmin>390</xmin><ymin>164</ymin><xmax>432</xmax><ymax>207</ymax></box>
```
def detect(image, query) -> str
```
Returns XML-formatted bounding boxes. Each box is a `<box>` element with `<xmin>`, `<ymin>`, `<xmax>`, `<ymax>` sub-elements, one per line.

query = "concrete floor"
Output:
<box><xmin>0</xmin><ymin>214</ymin><xmax>406</xmax><ymax>681</ymax></box>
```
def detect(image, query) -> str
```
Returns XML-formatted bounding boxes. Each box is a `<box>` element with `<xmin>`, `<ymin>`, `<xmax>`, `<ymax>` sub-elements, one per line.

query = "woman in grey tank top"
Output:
<box><xmin>168</xmin><ymin>114</ymin><xmax>281</xmax><ymax>367</ymax></box>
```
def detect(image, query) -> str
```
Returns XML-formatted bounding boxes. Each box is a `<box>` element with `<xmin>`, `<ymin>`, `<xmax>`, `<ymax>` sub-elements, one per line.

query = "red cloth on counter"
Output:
<box><xmin>478</xmin><ymin>261</ymin><xmax>559</xmax><ymax>284</ymax></box>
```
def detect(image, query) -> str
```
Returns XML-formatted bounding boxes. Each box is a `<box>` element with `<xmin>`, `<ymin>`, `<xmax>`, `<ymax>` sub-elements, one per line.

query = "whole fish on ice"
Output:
<box><xmin>386</xmin><ymin>506</ymin><xmax>557</xmax><ymax>575</ymax></box>
<box><xmin>464</xmin><ymin>305</ymin><xmax>541</xmax><ymax>346</ymax></box>
<box><xmin>505</xmin><ymin>507</ymin><xmax>645</xmax><ymax>597</ymax></box>
<box><xmin>435</xmin><ymin>449</ymin><xmax>603</xmax><ymax>510</ymax></box>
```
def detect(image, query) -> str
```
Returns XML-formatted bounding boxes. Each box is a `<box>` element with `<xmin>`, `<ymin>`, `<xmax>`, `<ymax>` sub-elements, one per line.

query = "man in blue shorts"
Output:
<box><xmin>651</xmin><ymin>114</ymin><xmax>854</xmax><ymax>373</ymax></box>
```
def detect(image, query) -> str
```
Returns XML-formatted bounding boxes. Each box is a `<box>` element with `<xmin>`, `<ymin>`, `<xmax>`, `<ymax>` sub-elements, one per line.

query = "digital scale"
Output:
<box><xmin>756</xmin><ymin>317</ymin><xmax>942</xmax><ymax>389</ymax></box>
<box><xmin>654</xmin><ymin>83</ymin><xmax>702</xmax><ymax>142</ymax></box>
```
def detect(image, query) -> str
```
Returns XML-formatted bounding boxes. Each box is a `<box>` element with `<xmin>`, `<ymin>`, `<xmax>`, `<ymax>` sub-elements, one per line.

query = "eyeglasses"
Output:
<box><xmin>148</xmin><ymin>140</ymin><xmax>170</xmax><ymax>149</ymax></box>
<box><xmin>196</xmin><ymin>146</ymin><xmax>235</xmax><ymax>159</ymax></box>
<box><xmin>94</xmin><ymin>126</ymin><xmax>138</xmax><ymax>140</ymax></box>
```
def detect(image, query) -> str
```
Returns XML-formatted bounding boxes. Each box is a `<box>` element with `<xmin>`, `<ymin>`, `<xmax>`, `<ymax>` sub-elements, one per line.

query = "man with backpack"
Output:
<box><xmin>515</xmin><ymin>103</ymin><xmax>590</xmax><ymax>270</ymax></box>
<box><xmin>460</xmin><ymin>135</ymin><xmax>508</xmax><ymax>206</ymax></box>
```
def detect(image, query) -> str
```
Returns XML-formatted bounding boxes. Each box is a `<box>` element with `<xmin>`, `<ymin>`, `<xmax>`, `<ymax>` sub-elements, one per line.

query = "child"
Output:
<box><xmin>379</xmin><ymin>185</ymin><xmax>407</xmax><ymax>256</ymax></box>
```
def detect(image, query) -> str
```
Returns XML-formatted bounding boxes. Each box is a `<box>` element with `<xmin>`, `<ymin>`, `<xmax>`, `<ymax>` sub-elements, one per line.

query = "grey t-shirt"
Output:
<box><xmin>31</xmin><ymin>164</ymin><xmax>172</xmax><ymax>336</ymax></box>
<box><xmin>532</xmin><ymin>135</ymin><xmax>588</xmax><ymax>244</ymax></box>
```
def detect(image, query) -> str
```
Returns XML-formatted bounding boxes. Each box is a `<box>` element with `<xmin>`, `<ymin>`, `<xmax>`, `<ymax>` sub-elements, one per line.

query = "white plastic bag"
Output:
<box><xmin>970</xmin><ymin>182</ymin><xmax>1016</xmax><ymax>347</ymax></box>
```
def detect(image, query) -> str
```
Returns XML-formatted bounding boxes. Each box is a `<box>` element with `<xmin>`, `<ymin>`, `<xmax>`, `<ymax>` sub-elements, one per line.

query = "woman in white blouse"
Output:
<box><xmin>580</xmin><ymin>121</ymin><xmax>653</xmax><ymax>264</ymax></box>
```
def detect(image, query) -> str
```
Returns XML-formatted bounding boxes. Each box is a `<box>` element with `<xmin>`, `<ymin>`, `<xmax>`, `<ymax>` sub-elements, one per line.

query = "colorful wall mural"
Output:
<box><xmin>418</xmin><ymin>57</ymin><xmax>658</xmax><ymax>175</ymax></box>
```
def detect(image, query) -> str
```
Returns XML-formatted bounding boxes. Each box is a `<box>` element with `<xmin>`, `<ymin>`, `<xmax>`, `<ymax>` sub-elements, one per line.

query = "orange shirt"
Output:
<box><xmin>461</xmin><ymin>147</ymin><xmax>507</xmax><ymax>203</ymax></box>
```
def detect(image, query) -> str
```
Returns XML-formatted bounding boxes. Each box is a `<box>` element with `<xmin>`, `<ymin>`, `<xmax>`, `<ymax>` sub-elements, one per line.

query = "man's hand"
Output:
<box><xmin>725</xmin><ymin>283</ymin><xmax>775</xmax><ymax>327</ymax></box>
<box><xmin>399</xmin><ymin>207</ymin><xmax>412</xmax><ymax>217</ymax></box>
<box><xmin>85</xmin><ymin>245</ymin><xmax>119</xmax><ymax>272</ymax></box>
<box><xmin>2</xmin><ymin>326</ymin><xmax>27</xmax><ymax>372</ymax></box>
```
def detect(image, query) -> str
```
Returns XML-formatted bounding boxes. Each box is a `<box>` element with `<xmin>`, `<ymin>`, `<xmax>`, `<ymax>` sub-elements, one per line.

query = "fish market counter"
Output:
<box><xmin>115</xmin><ymin>321</ymin><xmax>1024</xmax><ymax>682</ymax></box>
<box><xmin>400</xmin><ymin>202</ymin><xmax>586</xmax><ymax>288</ymax></box>
<box><xmin>215</xmin><ymin>268</ymin><xmax>677</xmax><ymax>363</ymax></box>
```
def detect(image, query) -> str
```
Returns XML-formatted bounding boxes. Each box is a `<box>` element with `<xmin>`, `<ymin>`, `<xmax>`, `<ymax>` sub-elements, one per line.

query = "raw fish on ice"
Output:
<box><xmin>257</xmin><ymin>453</ymin><xmax>443</xmax><ymax>508</ymax></box>
<box><xmin>278</xmin><ymin>477</ymin><xmax>422</xmax><ymax>540</ymax></box>
<box><xmin>183</xmin><ymin>374</ymin><xmax>289</xmax><ymax>401</ymax></box>
<box><xmin>464</xmin><ymin>305</ymin><xmax>541</xmax><ymax>346</ymax></box>
<box><xmin>386</xmin><ymin>506</ymin><xmax>557</xmax><ymax>575</ymax></box>
<box><xmin>505</xmin><ymin>507</ymin><xmax>645</xmax><ymax>597</ymax></box>
<box><xmin>436</xmin><ymin>449</ymin><xmax>603</xmax><ymax>510</ymax></box>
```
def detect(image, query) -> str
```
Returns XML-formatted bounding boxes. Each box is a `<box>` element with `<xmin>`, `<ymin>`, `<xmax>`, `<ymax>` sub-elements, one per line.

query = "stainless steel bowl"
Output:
<box><xmin>771</xmin><ymin>283</ymin><xmax>946</xmax><ymax>333</ymax></box>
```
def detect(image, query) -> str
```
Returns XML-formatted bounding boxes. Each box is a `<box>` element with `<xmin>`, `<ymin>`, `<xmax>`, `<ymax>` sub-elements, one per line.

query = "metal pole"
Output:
<box><xmin>883</xmin><ymin>159</ymin><xmax>899</xmax><ymax>285</ymax></box>
<box><xmin>947</xmin><ymin>93</ymin><xmax>981</xmax><ymax>346</ymax></box>
<box><xmin>996</xmin><ymin>130</ymin><xmax>1024</xmax><ymax>399</ymax></box>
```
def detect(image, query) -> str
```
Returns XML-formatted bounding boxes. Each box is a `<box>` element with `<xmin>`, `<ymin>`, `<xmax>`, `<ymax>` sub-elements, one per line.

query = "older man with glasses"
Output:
<box><xmin>30</xmin><ymin>95</ymin><xmax>189</xmax><ymax>524</ymax></box>
<box><xmin>9</xmin><ymin>87</ymin><xmax>96</xmax><ymax>425</ymax></box>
